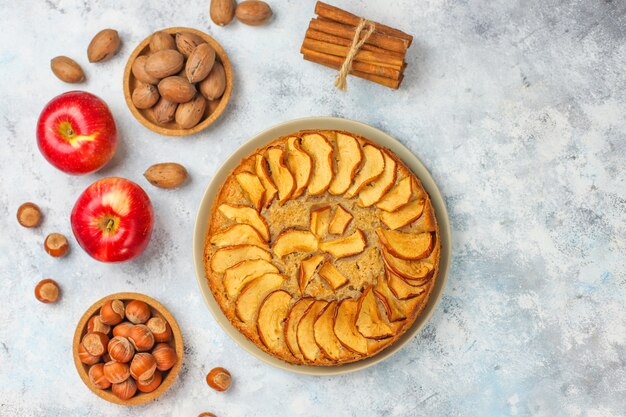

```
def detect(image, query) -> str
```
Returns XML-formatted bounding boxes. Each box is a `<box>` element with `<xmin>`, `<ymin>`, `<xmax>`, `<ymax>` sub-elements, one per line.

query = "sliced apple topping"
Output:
<box><xmin>235</xmin><ymin>172</ymin><xmax>265</xmax><ymax>211</ymax></box>
<box><xmin>235</xmin><ymin>273</ymin><xmax>286</xmax><ymax>322</ymax></box>
<box><xmin>210</xmin><ymin>224</ymin><xmax>268</xmax><ymax>249</ymax></box>
<box><xmin>357</xmin><ymin>151</ymin><xmax>397</xmax><ymax>207</ymax></box>
<box><xmin>355</xmin><ymin>286</ymin><xmax>393</xmax><ymax>340</ymax></box>
<box><xmin>328</xmin><ymin>204</ymin><xmax>353</xmax><ymax>235</ymax></box>
<box><xmin>265</xmin><ymin>147</ymin><xmax>295</xmax><ymax>205</ymax></box>
<box><xmin>380</xmin><ymin>199</ymin><xmax>425</xmax><ymax>230</ymax></box>
<box><xmin>257</xmin><ymin>290</ymin><xmax>293</xmax><ymax>355</ymax></box>
<box><xmin>344</xmin><ymin>145</ymin><xmax>385</xmax><ymax>198</ymax></box>
<box><xmin>381</xmin><ymin>246</ymin><xmax>433</xmax><ymax>282</ymax></box>
<box><xmin>223</xmin><ymin>259</ymin><xmax>279</xmax><ymax>298</ymax></box>
<box><xmin>314</xmin><ymin>302</ymin><xmax>346</xmax><ymax>361</ymax></box>
<box><xmin>411</xmin><ymin>198</ymin><xmax>437</xmax><ymax>233</ymax></box>
<box><xmin>218</xmin><ymin>204</ymin><xmax>270</xmax><ymax>241</ymax></box>
<box><xmin>386</xmin><ymin>267</ymin><xmax>426</xmax><ymax>300</ymax></box>
<box><xmin>299</xmin><ymin>253</ymin><xmax>325</xmax><ymax>292</ymax></box>
<box><xmin>319</xmin><ymin>229</ymin><xmax>366</xmax><ymax>258</ymax></box>
<box><xmin>301</xmin><ymin>133</ymin><xmax>334</xmax><ymax>195</ymax></box>
<box><xmin>376</xmin><ymin>228</ymin><xmax>432</xmax><ymax>260</ymax></box>
<box><xmin>328</xmin><ymin>133</ymin><xmax>362</xmax><ymax>195</ymax></box>
<box><xmin>210</xmin><ymin>245</ymin><xmax>272</xmax><ymax>273</ymax></box>
<box><xmin>374</xmin><ymin>274</ymin><xmax>407</xmax><ymax>322</ymax></box>
<box><xmin>318</xmin><ymin>261</ymin><xmax>349</xmax><ymax>290</ymax></box>
<box><xmin>272</xmin><ymin>229</ymin><xmax>318</xmax><ymax>258</ymax></box>
<box><xmin>309</xmin><ymin>206</ymin><xmax>331</xmax><ymax>238</ymax></box>
<box><xmin>286</xmin><ymin>136</ymin><xmax>312</xmax><ymax>199</ymax></box>
<box><xmin>333</xmin><ymin>299</ymin><xmax>368</xmax><ymax>355</ymax></box>
<box><xmin>255</xmin><ymin>154</ymin><xmax>278</xmax><ymax>208</ymax></box>
<box><xmin>296</xmin><ymin>300</ymin><xmax>328</xmax><ymax>362</ymax></box>
<box><xmin>284</xmin><ymin>298</ymin><xmax>315</xmax><ymax>359</ymax></box>
<box><xmin>376</xmin><ymin>176</ymin><xmax>412</xmax><ymax>212</ymax></box>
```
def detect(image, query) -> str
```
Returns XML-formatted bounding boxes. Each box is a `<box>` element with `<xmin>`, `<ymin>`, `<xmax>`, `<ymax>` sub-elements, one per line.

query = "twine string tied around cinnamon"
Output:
<box><xmin>334</xmin><ymin>18</ymin><xmax>375</xmax><ymax>91</ymax></box>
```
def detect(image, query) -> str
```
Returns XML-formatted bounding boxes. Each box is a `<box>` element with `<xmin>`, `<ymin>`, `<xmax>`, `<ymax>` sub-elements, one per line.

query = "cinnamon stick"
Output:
<box><xmin>315</xmin><ymin>1</ymin><xmax>413</xmax><ymax>46</ymax></box>
<box><xmin>301</xmin><ymin>47</ymin><xmax>402</xmax><ymax>80</ymax></box>
<box><xmin>310</xmin><ymin>18</ymin><xmax>408</xmax><ymax>54</ymax></box>
<box><xmin>303</xmin><ymin>53</ymin><xmax>401</xmax><ymax>89</ymax></box>
<box><xmin>302</xmin><ymin>38</ymin><xmax>404</xmax><ymax>70</ymax></box>
<box><xmin>306</xmin><ymin>27</ymin><xmax>405</xmax><ymax>60</ymax></box>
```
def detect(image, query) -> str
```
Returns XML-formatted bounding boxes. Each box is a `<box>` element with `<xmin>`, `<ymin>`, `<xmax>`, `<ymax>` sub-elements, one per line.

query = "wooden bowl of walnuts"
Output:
<box><xmin>72</xmin><ymin>292</ymin><xmax>184</xmax><ymax>406</ymax></box>
<box><xmin>123</xmin><ymin>27</ymin><xmax>233</xmax><ymax>136</ymax></box>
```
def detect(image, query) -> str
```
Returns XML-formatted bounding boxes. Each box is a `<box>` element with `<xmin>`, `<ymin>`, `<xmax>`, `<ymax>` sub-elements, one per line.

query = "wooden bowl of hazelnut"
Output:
<box><xmin>72</xmin><ymin>292</ymin><xmax>183</xmax><ymax>406</ymax></box>
<box><xmin>123</xmin><ymin>27</ymin><xmax>233</xmax><ymax>136</ymax></box>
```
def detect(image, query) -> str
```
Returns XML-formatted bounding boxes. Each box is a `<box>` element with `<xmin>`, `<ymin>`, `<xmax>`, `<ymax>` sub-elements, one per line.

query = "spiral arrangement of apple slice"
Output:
<box><xmin>206</xmin><ymin>130</ymin><xmax>438</xmax><ymax>365</ymax></box>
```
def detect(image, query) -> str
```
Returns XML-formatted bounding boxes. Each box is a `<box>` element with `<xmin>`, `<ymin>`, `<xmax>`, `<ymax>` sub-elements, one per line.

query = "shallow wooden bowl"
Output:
<box><xmin>72</xmin><ymin>292</ymin><xmax>184</xmax><ymax>406</ymax></box>
<box><xmin>123</xmin><ymin>27</ymin><xmax>233</xmax><ymax>136</ymax></box>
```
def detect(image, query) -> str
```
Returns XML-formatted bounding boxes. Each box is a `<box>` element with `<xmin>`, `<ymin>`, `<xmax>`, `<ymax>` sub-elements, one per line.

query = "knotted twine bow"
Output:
<box><xmin>334</xmin><ymin>18</ymin><xmax>376</xmax><ymax>91</ymax></box>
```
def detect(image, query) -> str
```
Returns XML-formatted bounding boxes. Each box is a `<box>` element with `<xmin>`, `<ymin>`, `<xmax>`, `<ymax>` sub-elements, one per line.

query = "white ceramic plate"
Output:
<box><xmin>193</xmin><ymin>117</ymin><xmax>451</xmax><ymax>375</ymax></box>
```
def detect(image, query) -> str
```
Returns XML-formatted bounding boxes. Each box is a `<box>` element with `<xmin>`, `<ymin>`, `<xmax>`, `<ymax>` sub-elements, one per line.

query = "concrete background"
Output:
<box><xmin>0</xmin><ymin>0</ymin><xmax>624</xmax><ymax>416</ymax></box>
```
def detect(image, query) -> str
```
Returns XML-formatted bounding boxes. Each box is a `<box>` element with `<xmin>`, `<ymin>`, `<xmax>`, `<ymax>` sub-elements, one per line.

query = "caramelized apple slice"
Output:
<box><xmin>318</xmin><ymin>261</ymin><xmax>349</xmax><ymax>290</ymax></box>
<box><xmin>255</xmin><ymin>154</ymin><xmax>278</xmax><ymax>208</ymax></box>
<box><xmin>355</xmin><ymin>286</ymin><xmax>393</xmax><ymax>339</ymax></box>
<box><xmin>328</xmin><ymin>204</ymin><xmax>353</xmax><ymax>235</ymax></box>
<box><xmin>301</xmin><ymin>133</ymin><xmax>334</xmax><ymax>195</ymax></box>
<box><xmin>314</xmin><ymin>302</ymin><xmax>346</xmax><ymax>361</ymax></box>
<box><xmin>223</xmin><ymin>259</ymin><xmax>279</xmax><ymax>298</ymax></box>
<box><xmin>387</xmin><ymin>267</ymin><xmax>426</xmax><ymax>300</ymax></box>
<box><xmin>235</xmin><ymin>172</ymin><xmax>265</xmax><ymax>211</ymax></box>
<box><xmin>272</xmin><ymin>229</ymin><xmax>318</xmax><ymax>258</ymax></box>
<box><xmin>344</xmin><ymin>145</ymin><xmax>384</xmax><ymax>198</ymax></box>
<box><xmin>310</xmin><ymin>206</ymin><xmax>331</xmax><ymax>238</ymax></box>
<box><xmin>357</xmin><ymin>151</ymin><xmax>397</xmax><ymax>207</ymax></box>
<box><xmin>381</xmin><ymin>246</ymin><xmax>433</xmax><ymax>282</ymax></box>
<box><xmin>333</xmin><ymin>299</ymin><xmax>368</xmax><ymax>355</ymax></box>
<box><xmin>257</xmin><ymin>290</ymin><xmax>293</xmax><ymax>356</ymax></box>
<box><xmin>266</xmin><ymin>147</ymin><xmax>295</xmax><ymax>205</ymax></box>
<box><xmin>411</xmin><ymin>198</ymin><xmax>437</xmax><ymax>233</ymax></box>
<box><xmin>374</xmin><ymin>274</ymin><xmax>407</xmax><ymax>322</ymax></box>
<box><xmin>235</xmin><ymin>273</ymin><xmax>286</xmax><ymax>322</ymax></box>
<box><xmin>299</xmin><ymin>253</ymin><xmax>325</xmax><ymax>292</ymax></box>
<box><xmin>376</xmin><ymin>177</ymin><xmax>412</xmax><ymax>212</ymax></box>
<box><xmin>376</xmin><ymin>228</ymin><xmax>432</xmax><ymax>260</ymax></box>
<box><xmin>296</xmin><ymin>300</ymin><xmax>328</xmax><ymax>362</ymax></box>
<box><xmin>319</xmin><ymin>230</ymin><xmax>366</xmax><ymax>258</ymax></box>
<box><xmin>286</xmin><ymin>136</ymin><xmax>312</xmax><ymax>198</ymax></box>
<box><xmin>218</xmin><ymin>204</ymin><xmax>270</xmax><ymax>241</ymax></box>
<box><xmin>380</xmin><ymin>199</ymin><xmax>425</xmax><ymax>230</ymax></box>
<box><xmin>210</xmin><ymin>224</ymin><xmax>268</xmax><ymax>249</ymax></box>
<box><xmin>328</xmin><ymin>133</ymin><xmax>362</xmax><ymax>195</ymax></box>
<box><xmin>210</xmin><ymin>245</ymin><xmax>272</xmax><ymax>273</ymax></box>
<box><xmin>284</xmin><ymin>298</ymin><xmax>315</xmax><ymax>360</ymax></box>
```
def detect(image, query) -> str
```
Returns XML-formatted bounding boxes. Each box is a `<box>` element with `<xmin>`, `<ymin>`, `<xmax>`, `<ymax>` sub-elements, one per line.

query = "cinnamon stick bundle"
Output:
<box><xmin>300</xmin><ymin>1</ymin><xmax>413</xmax><ymax>90</ymax></box>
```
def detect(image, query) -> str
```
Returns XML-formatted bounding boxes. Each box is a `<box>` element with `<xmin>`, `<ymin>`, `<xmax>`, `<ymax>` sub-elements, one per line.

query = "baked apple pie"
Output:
<box><xmin>204</xmin><ymin>130</ymin><xmax>440</xmax><ymax>366</ymax></box>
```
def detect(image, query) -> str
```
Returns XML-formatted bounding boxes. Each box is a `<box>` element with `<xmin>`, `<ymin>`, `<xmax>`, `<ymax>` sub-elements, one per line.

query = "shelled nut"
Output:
<box><xmin>34</xmin><ymin>279</ymin><xmax>60</xmax><ymax>303</ymax></box>
<box><xmin>125</xmin><ymin>300</ymin><xmax>151</xmax><ymax>324</ymax></box>
<box><xmin>112</xmin><ymin>322</ymin><xmax>134</xmax><ymax>338</ymax></box>
<box><xmin>128</xmin><ymin>324</ymin><xmax>155</xmax><ymax>352</ymax></box>
<box><xmin>146</xmin><ymin>317</ymin><xmax>172</xmax><ymax>342</ymax></box>
<box><xmin>137</xmin><ymin>370</ymin><xmax>162</xmax><ymax>393</ymax></box>
<box><xmin>103</xmin><ymin>361</ymin><xmax>131</xmax><ymax>384</ymax></box>
<box><xmin>44</xmin><ymin>233</ymin><xmax>70</xmax><ymax>257</ymax></box>
<box><xmin>152</xmin><ymin>343</ymin><xmax>178</xmax><ymax>371</ymax></box>
<box><xmin>130</xmin><ymin>352</ymin><xmax>157</xmax><ymax>381</ymax></box>
<box><xmin>88</xmin><ymin>363</ymin><xmax>111</xmax><ymax>390</ymax></box>
<box><xmin>108</xmin><ymin>336</ymin><xmax>135</xmax><ymax>363</ymax></box>
<box><xmin>17</xmin><ymin>202</ymin><xmax>42</xmax><ymax>228</ymax></box>
<box><xmin>112</xmin><ymin>378</ymin><xmax>137</xmax><ymax>400</ymax></box>
<box><xmin>100</xmin><ymin>299</ymin><xmax>125</xmax><ymax>325</ymax></box>
<box><xmin>78</xmin><ymin>343</ymin><xmax>101</xmax><ymax>365</ymax></box>
<box><xmin>82</xmin><ymin>332</ymin><xmax>109</xmax><ymax>357</ymax></box>
<box><xmin>206</xmin><ymin>367</ymin><xmax>231</xmax><ymax>392</ymax></box>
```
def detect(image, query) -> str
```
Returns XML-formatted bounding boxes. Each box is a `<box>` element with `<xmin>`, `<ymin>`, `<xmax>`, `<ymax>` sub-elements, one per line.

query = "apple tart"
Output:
<box><xmin>204</xmin><ymin>130</ymin><xmax>440</xmax><ymax>366</ymax></box>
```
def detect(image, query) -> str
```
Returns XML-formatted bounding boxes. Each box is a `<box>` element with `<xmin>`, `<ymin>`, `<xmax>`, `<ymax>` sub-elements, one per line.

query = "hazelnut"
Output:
<box><xmin>108</xmin><ymin>336</ymin><xmax>135</xmax><ymax>363</ymax></box>
<box><xmin>112</xmin><ymin>378</ymin><xmax>137</xmax><ymax>401</ymax></box>
<box><xmin>198</xmin><ymin>414</ymin><xmax>217</xmax><ymax>417</ymax></box>
<box><xmin>152</xmin><ymin>343</ymin><xmax>178</xmax><ymax>371</ymax></box>
<box><xmin>100</xmin><ymin>299</ymin><xmax>125</xmax><ymax>325</ymax></box>
<box><xmin>81</xmin><ymin>332</ymin><xmax>109</xmax><ymax>356</ymax></box>
<box><xmin>103</xmin><ymin>360</ymin><xmax>130</xmax><ymax>384</ymax></box>
<box><xmin>128</xmin><ymin>324</ymin><xmax>154</xmax><ymax>352</ymax></box>
<box><xmin>205</xmin><ymin>367</ymin><xmax>231</xmax><ymax>392</ymax></box>
<box><xmin>125</xmin><ymin>300</ymin><xmax>151</xmax><ymax>324</ymax></box>
<box><xmin>146</xmin><ymin>317</ymin><xmax>172</xmax><ymax>342</ymax></box>
<box><xmin>88</xmin><ymin>316</ymin><xmax>111</xmax><ymax>335</ymax></box>
<box><xmin>17</xmin><ymin>202</ymin><xmax>42</xmax><ymax>228</ymax></box>
<box><xmin>137</xmin><ymin>370</ymin><xmax>162</xmax><ymax>393</ymax></box>
<box><xmin>43</xmin><ymin>233</ymin><xmax>70</xmax><ymax>257</ymax></box>
<box><xmin>130</xmin><ymin>352</ymin><xmax>157</xmax><ymax>381</ymax></box>
<box><xmin>78</xmin><ymin>343</ymin><xmax>101</xmax><ymax>365</ymax></box>
<box><xmin>88</xmin><ymin>363</ymin><xmax>111</xmax><ymax>390</ymax></box>
<box><xmin>112</xmin><ymin>322</ymin><xmax>134</xmax><ymax>338</ymax></box>
<box><xmin>34</xmin><ymin>279</ymin><xmax>60</xmax><ymax>303</ymax></box>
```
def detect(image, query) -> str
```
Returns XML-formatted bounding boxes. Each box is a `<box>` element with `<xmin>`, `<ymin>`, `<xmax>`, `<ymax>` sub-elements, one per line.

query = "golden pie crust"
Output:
<box><xmin>204</xmin><ymin>130</ymin><xmax>440</xmax><ymax>366</ymax></box>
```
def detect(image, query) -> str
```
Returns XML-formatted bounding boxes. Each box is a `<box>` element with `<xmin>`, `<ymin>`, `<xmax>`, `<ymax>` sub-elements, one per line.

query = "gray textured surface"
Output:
<box><xmin>0</xmin><ymin>0</ymin><xmax>624</xmax><ymax>416</ymax></box>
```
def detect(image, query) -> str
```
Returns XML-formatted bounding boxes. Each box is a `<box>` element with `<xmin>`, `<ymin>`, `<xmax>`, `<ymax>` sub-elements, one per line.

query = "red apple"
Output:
<box><xmin>71</xmin><ymin>177</ymin><xmax>154</xmax><ymax>262</ymax></box>
<box><xmin>37</xmin><ymin>91</ymin><xmax>117</xmax><ymax>175</ymax></box>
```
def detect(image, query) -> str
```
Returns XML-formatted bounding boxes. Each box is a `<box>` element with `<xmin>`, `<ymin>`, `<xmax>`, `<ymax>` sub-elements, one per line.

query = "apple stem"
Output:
<box><xmin>106</xmin><ymin>219</ymin><xmax>114</xmax><ymax>232</ymax></box>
